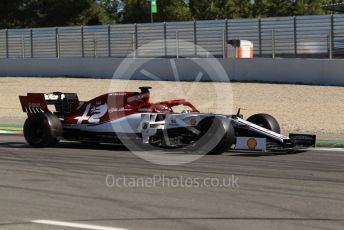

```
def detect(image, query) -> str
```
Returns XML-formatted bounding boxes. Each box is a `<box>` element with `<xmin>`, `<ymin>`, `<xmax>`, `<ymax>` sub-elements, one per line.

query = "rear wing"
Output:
<box><xmin>19</xmin><ymin>93</ymin><xmax>49</xmax><ymax>113</ymax></box>
<box><xmin>19</xmin><ymin>92</ymin><xmax>79</xmax><ymax>115</ymax></box>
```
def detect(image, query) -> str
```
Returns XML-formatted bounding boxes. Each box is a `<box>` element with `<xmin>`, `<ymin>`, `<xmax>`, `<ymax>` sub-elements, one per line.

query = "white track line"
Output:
<box><xmin>31</xmin><ymin>220</ymin><xmax>129</xmax><ymax>230</ymax></box>
<box><xmin>0</xmin><ymin>131</ymin><xmax>22</xmax><ymax>135</ymax></box>
<box><xmin>0</xmin><ymin>130</ymin><xmax>11</xmax><ymax>134</ymax></box>
<box><xmin>312</xmin><ymin>148</ymin><xmax>344</xmax><ymax>152</ymax></box>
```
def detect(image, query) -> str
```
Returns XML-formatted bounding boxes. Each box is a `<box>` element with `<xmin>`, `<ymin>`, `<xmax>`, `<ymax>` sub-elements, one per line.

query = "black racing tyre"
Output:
<box><xmin>247</xmin><ymin>113</ymin><xmax>280</xmax><ymax>134</ymax></box>
<box><xmin>24</xmin><ymin>113</ymin><xmax>63</xmax><ymax>148</ymax></box>
<box><xmin>193</xmin><ymin>117</ymin><xmax>235</xmax><ymax>155</ymax></box>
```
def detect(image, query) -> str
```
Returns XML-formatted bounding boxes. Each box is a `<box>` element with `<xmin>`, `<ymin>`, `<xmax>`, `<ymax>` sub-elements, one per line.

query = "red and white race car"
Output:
<box><xmin>19</xmin><ymin>87</ymin><xmax>316</xmax><ymax>154</ymax></box>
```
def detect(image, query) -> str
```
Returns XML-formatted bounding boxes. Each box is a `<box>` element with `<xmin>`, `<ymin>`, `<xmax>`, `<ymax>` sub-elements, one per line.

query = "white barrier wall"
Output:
<box><xmin>0</xmin><ymin>58</ymin><xmax>343</xmax><ymax>86</ymax></box>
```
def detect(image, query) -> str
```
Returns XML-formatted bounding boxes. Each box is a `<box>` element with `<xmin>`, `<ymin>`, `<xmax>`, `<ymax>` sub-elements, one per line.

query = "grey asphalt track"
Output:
<box><xmin>0</xmin><ymin>135</ymin><xmax>343</xmax><ymax>230</ymax></box>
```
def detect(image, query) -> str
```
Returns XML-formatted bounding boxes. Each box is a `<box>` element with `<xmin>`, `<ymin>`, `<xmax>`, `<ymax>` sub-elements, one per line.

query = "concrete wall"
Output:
<box><xmin>0</xmin><ymin>58</ymin><xmax>343</xmax><ymax>86</ymax></box>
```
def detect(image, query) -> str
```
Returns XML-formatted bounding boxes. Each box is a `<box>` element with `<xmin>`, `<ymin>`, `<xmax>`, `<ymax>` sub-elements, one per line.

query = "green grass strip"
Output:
<box><xmin>0</xmin><ymin>127</ymin><xmax>23</xmax><ymax>131</ymax></box>
<box><xmin>0</xmin><ymin>124</ymin><xmax>23</xmax><ymax>128</ymax></box>
<box><xmin>0</xmin><ymin>124</ymin><xmax>23</xmax><ymax>133</ymax></box>
<box><xmin>316</xmin><ymin>140</ymin><xmax>344</xmax><ymax>148</ymax></box>
<box><xmin>317</xmin><ymin>140</ymin><xmax>344</xmax><ymax>145</ymax></box>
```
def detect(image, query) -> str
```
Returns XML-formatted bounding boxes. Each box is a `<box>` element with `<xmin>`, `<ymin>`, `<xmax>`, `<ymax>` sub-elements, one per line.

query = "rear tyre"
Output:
<box><xmin>24</xmin><ymin>113</ymin><xmax>63</xmax><ymax>148</ymax></box>
<box><xmin>247</xmin><ymin>113</ymin><xmax>280</xmax><ymax>133</ymax></box>
<box><xmin>193</xmin><ymin>117</ymin><xmax>235</xmax><ymax>155</ymax></box>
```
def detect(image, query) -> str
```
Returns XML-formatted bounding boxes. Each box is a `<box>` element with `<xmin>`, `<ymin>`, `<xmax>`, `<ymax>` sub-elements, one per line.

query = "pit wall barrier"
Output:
<box><xmin>0</xmin><ymin>58</ymin><xmax>343</xmax><ymax>86</ymax></box>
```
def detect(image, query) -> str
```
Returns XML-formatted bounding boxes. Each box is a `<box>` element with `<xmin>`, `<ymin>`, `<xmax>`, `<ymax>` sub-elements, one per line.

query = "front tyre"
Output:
<box><xmin>24</xmin><ymin>113</ymin><xmax>63</xmax><ymax>148</ymax></box>
<box><xmin>193</xmin><ymin>117</ymin><xmax>235</xmax><ymax>155</ymax></box>
<box><xmin>247</xmin><ymin>113</ymin><xmax>280</xmax><ymax>133</ymax></box>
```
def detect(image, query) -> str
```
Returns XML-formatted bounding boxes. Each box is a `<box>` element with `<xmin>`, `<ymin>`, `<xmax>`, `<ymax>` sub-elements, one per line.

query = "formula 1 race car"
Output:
<box><xmin>19</xmin><ymin>87</ymin><xmax>316</xmax><ymax>154</ymax></box>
